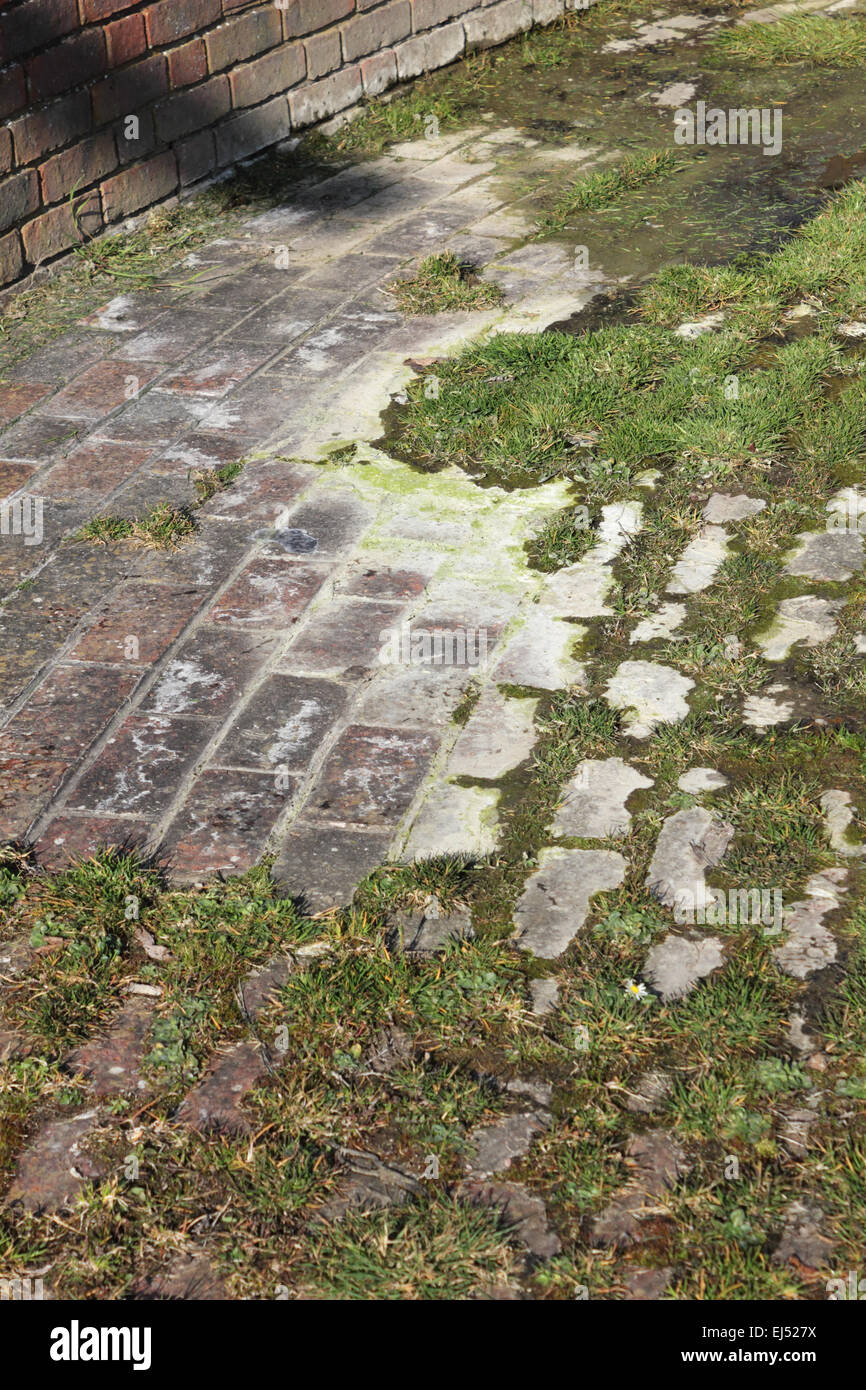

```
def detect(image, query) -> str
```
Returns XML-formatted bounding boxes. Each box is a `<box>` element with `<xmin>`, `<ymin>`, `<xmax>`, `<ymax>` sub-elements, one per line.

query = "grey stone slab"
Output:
<box><xmin>642</xmin><ymin>933</ymin><xmax>725</xmax><ymax>1001</ymax></box>
<box><xmin>552</xmin><ymin>757</ymin><xmax>653</xmax><ymax>838</ymax></box>
<box><xmin>465</xmin><ymin>1111</ymin><xmax>550</xmax><ymax>1180</ymax></box>
<box><xmin>756</xmin><ymin>596</ymin><xmax>842</xmax><ymax>662</ymax></box>
<box><xmin>400</xmin><ymin>782</ymin><xmax>500</xmax><ymax>860</ymax></box>
<box><xmin>702</xmin><ymin>493</ymin><xmax>766</xmax><ymax>523</ymax></box>
<box><xmin>215</xmin><ymin>673</ymin><xmax>347</xmax><ymax>773</ymax></box>
<box><xmin>645</xmin><ymin>807</ymin><xmax>733</xmax><ymax>911</ymax></box>
<box><xmin>677</xmin><ymin>767</ymin><xmax>729</xmax><ymax>793</ymax></box>
<box><xmin>784</xmin><ymin>530</ymin><xmax>864</xmax><ymax>583</ymax></box>
<box><xmin>605</xmin><ymin>661</ymin><xmax>694</xmax><ymax>738</ymax></box>
<box><xmin>515</xmin><ymin>847</ymin><xmax>626</xmax><ymax>959</ymax></box>
<box><xmin>448</xmin><ymin>688</ymin><xmax>538</xmax><ymax>779</ymax></box>
<box><xmin>272</xmin><ymin>823</ymin><xmax>390</xmax><ymax>913</ymax></box>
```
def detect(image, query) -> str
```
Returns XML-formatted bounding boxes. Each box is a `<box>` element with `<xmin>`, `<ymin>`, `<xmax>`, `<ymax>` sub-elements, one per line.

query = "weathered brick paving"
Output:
<box><xmin>0</xmin><ymin>124</ymin><xmax>602</xmax><ymax>899</ymax></box>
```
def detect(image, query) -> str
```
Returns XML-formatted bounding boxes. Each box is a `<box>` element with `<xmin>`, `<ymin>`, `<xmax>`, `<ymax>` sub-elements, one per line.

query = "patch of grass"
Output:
<box><xmin>191</xmin><ymin>459</ymin><xmax>244</xmax><ymax>502</ymax></box>
<box><xmin>536</xmin><ymin>149</ymin><xmax>683</xmax><ymax>233</ymax></box>
<box><xmin>305</xmin><ymin>92</ymin><xmax>462</xmax><ymax>161</ymax></box>
<box><xmin>0</xmin><ymin>849</ymin><xmax>162</xmax><ymax>1052</ymax></box>
<box><xmin>712</xmin><ymin>15</ymin><xmax>866</xmax><ymax>68</ymax></box>
<box><xmin>388</xmin><ymin>252</ymin><xmax>504</xmax><ymax>316</ymax></box>
<box><xmin>295</xmin><ymin>1196</ymin><xmax>520</xmax><ymax>1299</ymax></box>
<box><xmin>76</xmin><ymin>502</ymin><xmax>197</xmax><ymax>550</ymax></box>
<box><xmin>397</xmin><ymin>184</ymin><xmax>866</xmax><ymax>488</ymax></box>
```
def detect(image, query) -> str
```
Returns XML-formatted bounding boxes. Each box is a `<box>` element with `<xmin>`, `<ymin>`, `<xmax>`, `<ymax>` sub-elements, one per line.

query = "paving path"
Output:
<box><xmin>0</xmin><ymin>118</ymin><xmax>606</xmax><ymax>897</ymax></box>
<box><xmin>2</xmin><ymin>0</ymin><xmax>865</xmax><ymax>1300</ymax></box>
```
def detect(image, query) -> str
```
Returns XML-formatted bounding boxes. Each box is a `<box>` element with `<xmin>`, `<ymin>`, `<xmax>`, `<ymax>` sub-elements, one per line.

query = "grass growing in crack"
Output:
<box><xmin>76</xmin><ymin>453</ymin><xmax>247</xmax><ymax>550</ymax></box>
<box><xmin>0</xmin><ymin>849</ymin><xmax>162</xmax><ymax>1052</ymax></box>
<box><xmin>76</xmin><ymin>502</ymin><xmax>197</xmax><ymax>550</ymax></box>
<box><xmin>536</xmin><ymin>149</ymin><xmax>683</xmax><ymax>233</ymax></box>
<box><xmin>190</xmin><ymin>459</ymin><xmax>245</xmax><ymax>502</ymax></box>
<box><xmin>712</xmin><ymin>14</ymin><xmax>866</xmax><ymax>68</ymax></box>
<box><xmin>388</xmin><ymin>253</ymin><xmax>504</xmax><ymax>316</ymax></box>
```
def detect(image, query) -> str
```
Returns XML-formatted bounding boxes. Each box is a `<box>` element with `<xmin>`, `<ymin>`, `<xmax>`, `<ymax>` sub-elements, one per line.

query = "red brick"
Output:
<box><xmin>39</xmin><ymin>440</ymin><xmax>152</xmax><ymax>499</ymax></box>
<box><xmin>0</xmin><ymin>64</ymin><xmax>26</xmax><ymax>120</ymax></box>
<box><xmin>81</xmin><ymin>0</ymin><xmax>139</xmax><ymax>18</ymax></box>
<box><xmin>166</xmin><ymin>37</ymin><xmax>207</xmax><ymax>87</ymax></box>
<box><xmin>154</xmin><ymin>74</ymin><xmax>230</xmax><ymax>142</ymax></box>
<box><xmin>105</xmin><ymin>13</ymin><xmax>147</xmax><ymax>67</ymax></box>
<box><xmin>213</xmin><ymin>93</ymin><xmax>290</xmax><ymax>163</ymax></box>
<box><xmin>115</xmin><ymin>109</ymin><xmax>157</xmax><ymax>164</ymax></box>
<box><xmin>39</xmin><ymin>132</ymin><xmax>117</xmax><ymax>206</ymax></box>
<box><xmin>342</xmin><ymin>1</ymin><xmax>411</xmax><ymax>62</ymax></box>
<box><xmin>91</xmin><ymin>55</ymin><xmax>167</xmax><ymax>124</ymax></box>
<box><xmin>0</xmin><ymin>170</ymin><xmax>39</xmax><ymax>234</ymax></box>
<box><xmin>210</xmin><ymin>556</ymin><xmax>327</xmax><ymax>628</ymax></box>
<box><xmin>26</xmin><ymin>29</ymin><xmax>106</xmax><ymax>102</ymax></box>
<box><xmin>307</xmin><ymin>724</ymin><xmax>438</xmax><ymax>827</ymax></box>
<box><xmin>69</xmin><ymin>713</ymin><xmax>215</xmax><ymax>819</ymax></box>
<box><xmin>101</xmin><ymin>151</ymin><xmax>178</xmax><ymax>221</ymax></box>
<box><xmin>0</xmin><ymin>0</ymin><xmax>78</xmax><ymax>63</ymax></box>
<box><xmin>412</xmin><ymin>0</ymin><xmax>475</xmax><ymax>25</ymax></box>
<box><xmin>360</xmin><ymin>48</ymin><xmax>396</xmax><ymax>95</ymax></box>
<box><xmin>35</xmin><ymin>814</ymin><xmax>152</xmax><ymax>870</ymax></box>
<box><xmin>144</xmin><ymin>0</ymin><xmax>220</xmax><ymax>46</ymax></box>
<box><xmin>21</xmin><ymin>195</ymin><xmax>100</xmax><ymax>265</ymax></box>
<box><xmin>305</xmin><ymin>30</ymin><xmax>341</xmax><ymax>80</ymax></box>
<box><xmin>0</xmin><ymin>665</ymin><xmax>139</xmax><ymax>764</ymax></box>
<box><xmin>175</xmin><ymin>1039</ymin><xmax>268</xmax><ymax>1133</ymax></box>
<box><xmin>0</xmin><ymin>229</ymin><xmax>23</xmax><ymax>285</ymax></box>
<box><xmin>228</xmin><ymin>42</ymin><xmax>305</xmax><ymax>108</ymax></box>
<box><xmin>163</xmin><ymin>769</ymin><xmax>289</xmax><ymax>881</ymax></box>
<box><xmin>37</xmin><ymin>359</ymin><xmax>161</xmax><ymax>420</ymax></box>
<box><xmin>10</xmin><ymin>91</ymin><xmax>90</xmax><ymax>164</ymax></box>
<box><xmin>288</xmin><ymin>65</ymin><xmax>361</xmax><ymax>128</ymax></box>
<box><xmin>0</xmin><ymin>382</ymin><xmax>52</xmax><ymax>427</ymax></box>
<box><xmin>204</xmin><ymin>6</ymin><xmax>282</xmax><ymax>71</ymax></box>
<box><xmin>67</xmin><ymin>996</ymin><xmax>155</xmax><ymax>1095</ymax></box>
<box><xmin>395</xmin><ymin>20</ymin><xmax>464</xmax><ymax>79</ymax></box>
<box><xmin>282</xmin><ymin>0</ymin><xmax>353</xmax><ymax>37</ymax></box>
<box><xmin>69</xmin><ymin>583</ymin><xmax>204</xmax><ymax>665</ymax></box>
<box><xmin>176</xmin><ymin>129</ymin><xmax>216</xmax><ymax>185</ymax></box>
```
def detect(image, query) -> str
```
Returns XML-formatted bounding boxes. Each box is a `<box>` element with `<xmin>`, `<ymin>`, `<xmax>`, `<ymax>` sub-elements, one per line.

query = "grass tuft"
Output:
<box><xmin>712</xmin><ymin>14</ymin><xmax>866</xmax><ymax>68</ymax></box>
<box><xmin>388</xmin><ymin>253</ymin><xmax>504</xmax><ymax>316</ymax></box>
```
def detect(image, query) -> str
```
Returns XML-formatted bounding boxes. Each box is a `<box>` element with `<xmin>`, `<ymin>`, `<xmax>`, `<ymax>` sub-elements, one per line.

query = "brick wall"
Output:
<box><xmin>0</xmin><ymin>0</ymin><xmax>576</xmax><ymax>288</ymax></box>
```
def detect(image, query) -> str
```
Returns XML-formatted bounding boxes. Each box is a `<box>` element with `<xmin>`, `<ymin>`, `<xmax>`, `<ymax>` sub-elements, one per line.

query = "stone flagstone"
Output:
<box><xmin>756</xmin><ymin>595</ymin><xmax>842</xmax><ymax>661</ymax></box>
<box><xmin>552</xmin><ymin>757</ymin><xmax>653</xmax><ymax>838</ymax></box>
<box><xmin>666</xmin><ymin>525</ymin><xmax>729</xmax><ymax>595</ymax></box>
<box><xmin>702</xmin><ymin>493</ymin><xmax>766</xmax><ymax>523</ymax></box>
<box><xmin>642</xmin><ymin>934</ymin><xmax>726</xmax><ymax>1001</ymax></box>
<box><xmin>448</xmin><ymin>689</ymin><xmax>538</xmax><ymax>779</ymax></box>
<box><xmin>820</xmin><ymin>790</ymin><xmax>866</xmax><ymax>857</ymax></box>
<box><xmin>539</xmin><ymin>501</ymin><xmax>643</xmax><ymax>618</ymax></box>
<box><xmin>645</xmin><ymin>807</ymin><xmax>734</xmax><ymax>910</ymax></box>
<box><xmin>514</xmin><ymin>847</ymin><xmax>626</xmax><ymax>959</ymax></box>
<box><xmin>772</xmin><ymin>870</ymin><xmax>847</xmax><ymax>979</ymax></box>
<box><xmin>605</xmin><ymin>661</ymin><xmax>694</xmax><ymax>739</ymax></box>
<box><xmin>400</xmin><ymin>783</ymin><xmax>501</xmax><ymax>861</ymax></box>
